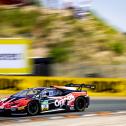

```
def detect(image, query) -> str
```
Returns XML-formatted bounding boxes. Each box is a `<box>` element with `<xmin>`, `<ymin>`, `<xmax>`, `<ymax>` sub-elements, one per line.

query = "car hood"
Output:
<box><xmin>0</xmin><ymin>95</ymin><xmax>30</xmax><ymax>104</ymax></box>
<box><xmin>0</xmin><ymin>96</ymin><xmax>30</xmax><ymax>109</ymax></box>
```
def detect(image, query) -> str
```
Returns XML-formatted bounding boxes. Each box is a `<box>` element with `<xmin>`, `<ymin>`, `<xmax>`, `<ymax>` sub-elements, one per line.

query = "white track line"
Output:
<box><xmin>49</xmin><ymin>116</ymin><xmax>65</xmax><ymax>120</ymax></box>
<box><xmin>82</xmin><ymin>114</ymin><xmax>97</xmax><ymax>117</ymax></box>
<box><xmin>115</xmin><ymin>111</ymin><xmax>126</xmax><ymax>114</ymax></box>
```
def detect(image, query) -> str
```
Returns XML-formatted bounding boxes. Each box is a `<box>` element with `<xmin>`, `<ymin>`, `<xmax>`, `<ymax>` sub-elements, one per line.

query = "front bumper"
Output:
<box><xmin>0</xmin><ymin>109</ymin><xmax>11</xmax><ymax>115</ymax></box>
<box><xmin>0</xmin><ymin>109</ymin><xmax>4</xmax><ymax>113</ymax></box>
<box><xmin>0</xmin><ymin>106</ymin><xmax>26</xmax><ymax>114</ymax></box>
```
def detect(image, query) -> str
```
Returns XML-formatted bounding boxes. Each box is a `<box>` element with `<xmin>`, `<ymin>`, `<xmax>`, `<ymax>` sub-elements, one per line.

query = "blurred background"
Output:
<box><xmin>0</xmin><ymin>2</ymin><xmax>126</xmax><ymax>125</ymax></box>
<box><xmin>0</xmin><ymin>0</ymin><xmax>126</xmax><ymax>78</ymax></box>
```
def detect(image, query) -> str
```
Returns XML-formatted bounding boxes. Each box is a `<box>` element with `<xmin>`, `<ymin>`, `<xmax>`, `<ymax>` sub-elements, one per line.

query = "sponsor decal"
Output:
<box><xmin>0</xmin><ymin>53</ymin><xmax>22</xmax><ymax>60</ymax></box>
<box><xmin>18</xmin><ymin>106</ymin><xmax>25</xmax><ymax>111</ymax></box>
<box><xmin>0</xmin><ymin>38</ymin><xmax>32</xmax><ymax>74</ymax></box>
<box><xmin>41</xmin><ymin>100</ymin><xmax>49</xmax><ymax>111</ymax></box>
<box><xmin>55</xmin><ymin>94</ymin><xmax>75</xmax><ymax>107</ymax></box>
<box><xmin>0</xmin><ymin>76</ymin><xmax>125</xmax><ymax>96</ymax></box>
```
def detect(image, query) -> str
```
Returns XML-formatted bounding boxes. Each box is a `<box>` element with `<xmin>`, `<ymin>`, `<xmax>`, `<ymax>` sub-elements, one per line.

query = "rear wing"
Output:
<box><xmin>65</xmin><ymin>83</ymin><xmax>95</xmax><ymax>91</ymax></box>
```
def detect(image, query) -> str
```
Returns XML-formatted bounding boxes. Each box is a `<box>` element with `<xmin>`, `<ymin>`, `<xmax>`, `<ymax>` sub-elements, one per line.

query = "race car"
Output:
<box><xmin>0</xmin><ymin>83</ymin><xmax>95</xmax><ymax>116</ymax></box>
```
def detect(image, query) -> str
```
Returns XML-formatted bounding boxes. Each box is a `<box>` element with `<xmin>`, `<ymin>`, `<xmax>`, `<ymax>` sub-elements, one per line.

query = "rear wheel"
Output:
<box><xmin>27</xmin><ymin>101</ymin><xmax>40</xmax><ymax>116</ymax></box>
<box><xmin>74</xmin><ymin>97</ymin><xmax>86</xmax><ymax>112</ymax></box>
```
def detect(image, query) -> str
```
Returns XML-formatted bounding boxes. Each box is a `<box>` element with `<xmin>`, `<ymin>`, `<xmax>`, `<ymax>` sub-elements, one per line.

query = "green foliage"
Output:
<box><xmin>73</xmin><ymin>23</ymin><xmax>85</xmax><ymax>33</ymax></box>
<box><xmin>64</xmin><ymin>31</ymin><xmax>75</xmax><ymax>37</ymax></box>
<box><xmin>38</xmin><ymin>16</ymin><xmax>53</xmax><ymax>28</ymax></box>
<box><xmin>72</xmin><ymin>23</ymin><xmax>93</xmax><ymax>37</ymax></box>
<box><xmin>49</xmin><ymin>44</ymin><xmax>70</xmax><ymax>63</ymax></box>
<box><xmin>62</xmin><ymin>15</ymin><xmax>76</xmax><ymax>22</ymax></box>
<box><xmin>0</xmin><ymin>8</ymin><xmax>41</xmax><ymax>27</ymax></box>
<box><xmin>17</xmin><ymin>27</ymin><xmax>32</xmax><ymax>36</ymax></box>
<box><xmin>108</xmin><ymin>41</ymin><xmax>125</xmax><ymax>55</ymax></box>
<box><xmin>29</xmin><ymin>0</ymin><xmax>41</xmax><ymax>6</ymax></box>
<box><xmin>0</xmin><ymin>7</ymin><xmax>126</xmax><ymax>65</ymax></box>
<box><xmin>36</xmin><ymin>14</ymin><xmax>58</xmax><ymax>37</ymax></box>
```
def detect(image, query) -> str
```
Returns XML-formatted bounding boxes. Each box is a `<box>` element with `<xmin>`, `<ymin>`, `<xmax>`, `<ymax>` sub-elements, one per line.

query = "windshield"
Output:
<box><xmin>12</xmin><ymin>89</ymin><xmax>40</xmax><ymax>97</ymax></box>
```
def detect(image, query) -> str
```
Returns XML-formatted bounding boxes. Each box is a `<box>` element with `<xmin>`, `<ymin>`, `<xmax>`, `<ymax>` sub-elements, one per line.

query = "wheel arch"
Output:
<box><xmin>26</xmin><ymin>99</ymin><xmax>41</xmax><ymax>115</ymax></box>
<box><xmin>75</xmin><ymin>95</ymin><xmax>89</xmax><ymax>108</ymax></box>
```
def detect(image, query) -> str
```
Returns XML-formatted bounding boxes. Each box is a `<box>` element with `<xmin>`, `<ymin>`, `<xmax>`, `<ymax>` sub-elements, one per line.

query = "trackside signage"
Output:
<box><xmin>0</xmin><ymin>76</ymin><xmax>126</xmax><ymax>96</ymax></box>
<box><xmin>0</xmin><ymin>38</ymin><xmax>31</xmax><ymax>74</ymax></box>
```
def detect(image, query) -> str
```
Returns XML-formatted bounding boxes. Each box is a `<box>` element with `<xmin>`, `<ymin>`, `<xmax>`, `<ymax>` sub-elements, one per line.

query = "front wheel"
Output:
<box><xmin>74</xmin><ymin>97</ymin><xmax>86</xmax><ymax>112</ymax></box>
<box><xmin>27</xmin><ymin>101</ymin><xmax>40</xmax><ymax>116</ymax></box>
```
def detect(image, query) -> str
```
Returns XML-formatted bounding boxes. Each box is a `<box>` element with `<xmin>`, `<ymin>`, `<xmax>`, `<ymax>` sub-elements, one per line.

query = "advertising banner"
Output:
<box><xmin>0</xmin><ymin>76</ymin><xmax>126</xmax><ymax>97</ymax></box>
<box><xmin>0</xmin><ymin>38</ymin><xmax>31</xmax><ymax>74</ymax></box>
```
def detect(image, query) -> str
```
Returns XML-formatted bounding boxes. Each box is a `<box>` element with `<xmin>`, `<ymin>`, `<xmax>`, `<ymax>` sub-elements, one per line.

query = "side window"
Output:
<box><xmin>55</xmin><ymin>89</ymin><xmax>63</xmax><ymax>96</ymax></box>
<box><xmin>41</xmin><ymin>89</ymin><xmax>55</xmax><ymax>97</ymax></box>
<box><xmin>27</xmin><ymin>90</ymin><xmax>38</xmax><ymax>95</ymax></box>
<box><xmin>48</xmin><ymin>90</ymin><xmax>54</xmax><ymax>96</ymax></box>
<box><xmin>41</xmin><ymin>89</ymin><xmax>63</xmax><ymax>97</ymax></box>
<box><xmin>41</xmin><ymin>90</ymin><xmax>48</xmax><ymax>96</ymax></box>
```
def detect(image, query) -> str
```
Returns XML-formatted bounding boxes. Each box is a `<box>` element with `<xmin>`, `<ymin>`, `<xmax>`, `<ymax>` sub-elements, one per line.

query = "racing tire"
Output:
<box><xmin>27</xmin><ymin>101</ymin><xmax>40</xmax><ymax>116</ymax></box>
<box><xmin>74</xmin><ymin>97</ymin><xmax>86</xmax><ymax>112</ymax></box>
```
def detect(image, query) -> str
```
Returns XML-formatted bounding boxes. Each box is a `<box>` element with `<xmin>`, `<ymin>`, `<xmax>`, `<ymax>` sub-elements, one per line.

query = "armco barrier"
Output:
<box><xmin>0</xmin><ymin>76</ymin><xmax>126</xmax><ymax>95</ymax></box>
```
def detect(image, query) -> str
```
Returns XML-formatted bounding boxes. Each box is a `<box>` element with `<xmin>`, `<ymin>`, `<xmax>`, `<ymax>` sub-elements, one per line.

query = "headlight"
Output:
<box><xmin>0</xmin><ymin>97</ymin><xmax>8</xmax><ymax>102</ymax></box>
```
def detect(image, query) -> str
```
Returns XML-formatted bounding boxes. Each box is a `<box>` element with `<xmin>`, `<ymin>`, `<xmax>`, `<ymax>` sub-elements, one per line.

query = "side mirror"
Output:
<box><xmin>42</xmin><ymin>92</ymin><xmax>49</xmax><ymax>98</ymax></box>
<box><xmin>46</xmin><ymin>92</ymin><xmax>49</xmax><ymax>96</ymax></box>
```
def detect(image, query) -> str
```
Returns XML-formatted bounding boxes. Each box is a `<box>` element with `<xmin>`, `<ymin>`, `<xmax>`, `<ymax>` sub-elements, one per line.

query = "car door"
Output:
<box><xmin>40</xmin><ymin>89</ymin><xmax>62</xmax><ymax>111</ymax></box>
<box><xmin>48</xmin><ymin>89</ymin><xmax>65</xmax><ymax>109</ymax></box>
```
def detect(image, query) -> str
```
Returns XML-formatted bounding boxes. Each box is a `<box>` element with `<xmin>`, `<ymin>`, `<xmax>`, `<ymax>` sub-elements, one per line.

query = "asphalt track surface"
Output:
<box><xmin>0</xmin><ymin>98</ymin><xmax>126</xmax><ymax>125</ymax></box>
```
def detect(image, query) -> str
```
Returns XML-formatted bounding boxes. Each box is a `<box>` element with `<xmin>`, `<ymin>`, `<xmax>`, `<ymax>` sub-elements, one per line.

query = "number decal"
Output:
<box><xmin>41</xmin><ymin>100</ymin><xmax>49</xmax><ymax>111</ymax></box>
